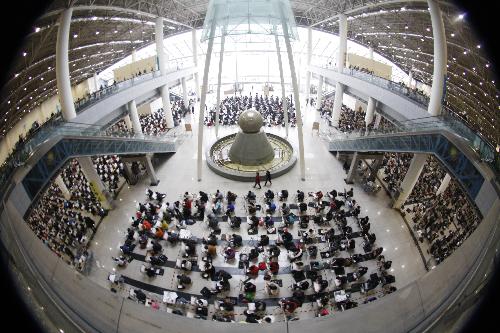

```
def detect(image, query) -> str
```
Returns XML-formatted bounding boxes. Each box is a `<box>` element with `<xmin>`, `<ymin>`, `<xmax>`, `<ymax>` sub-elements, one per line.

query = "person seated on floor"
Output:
<box><xmin>288</xmin><ymin>247</ymin><xmax>303</xmax><ymax>262</ymax></box>
<box><xmin>227</xmin><ymin>191</ymin><xmax>237</xmax><ymax>203</ymax></box>
<box><xmin>215</xmin><ymin>279</ymin><xmax>230</xmax><ymax>293</ymax></box>
<box><xmin>226</xmin><ymin>201</ymin><xmax>235</xmax><ymax>216</ymax></box>
<box><xmin>298</xmin><ymin>202</ymin><xmax>308</xmax><ymax>214</ymax></box>
<box><xmin>112</xmin><ymin>255</ymin><xmax>127</xmax><ymax>267</ymax></box>
<box><xmin>217</xmin><ymin>297</ymin><xmax>235</xmax><ymax>311</ymax></box>
<box><xmin>266</xmin><ymin>201</ymin><xmax>277</xmax><ymax>214</ymax></box>
<box><xmin>262</xmin><ymin>314</ymin><xmax>276</xmax><ymax>323</ymax></box>
<box><xmin>142</xmin><ymin>264</ymin><xmax>157</xmax><ymax>277</ymax></box>
<box><xmin>229</xmin><ymin>233</ymin><xmax>243</xmax><ymax>247</ymax></box>
<box><xmin>328</xmin><ymin>189</ymin><xmax>337</xmax><ymax>199</ymax></box>
<box><xmin>201</xmin><ymin>261</ymin><xmax>215</xmax><ymax>279</ymax></box>
<box><xmin>181</xmin><ymin>240</ymin><xmax>196</xmax><ymax>257</ymax></box>
<box><xmin>279</xmin><ymin>298</ymin><xmax>299</xmax><ymax>315</ymax></box>
<box><xmin>264</xmin><ymin>189</ymin><xmax>275</xmax><ymax>201</ymax></box>
<box><xmin>177</xmin><ymin>274</ymin><xmax>192</xmax><ymax>289</ymax></box>
<box><xmin>264</xmin><ymin>215</ymin><xmax>274</xmax><ymax>229</ymax></box>
<box><xmin>199</xmin><ymin>191</ymin><xmax>209</xmax><ymax>203</ymax></box>
<box><xmin>281</xmin><ymin>202</ymin><xmax>291</xmax><ymax>216</ymax></box>
<box><xmin>212</xmin><ymin>199</ymin><xmax>223</xmax><ymax>215</ymax></box>
<box><xmin>258</xmin><ymin>234</ymin><xmax>270</xmax><ymax>247</ymax></box>
<box><xmin>292</xmin><ymin>279</ymin><xmax>310</xmax><ymax>291</ymax></box>
<box><xmin>179</xmin><ymin>259</ymin><xmax>192</xmax><ymax>271</ymax></box>
<box><xmin>268</xmin><ymin>260</ymin><xmax>280</xmax><ymax>275</ymax></box>
<box><xmin>244</xmin><ymin>311</ymin><xmax>261</xmax><ymax>323</ymax></box>
<box><xmin>296</xmin><ymin>190</ymin><xmax>305</xmax><ymax>202</ymax></box>
<box><xmin>266</xmin><ymin>280</ymin><xmax>280</xmax><ymax>296</ymax></box>
<box><xmin>268</xmin><ymin>245</ymin><xmax>281</xmax><ymax>259</ymax></box>
<box><xmin>278</xmin><ymin>190</ymin><xmax>288</xmax><ymax>201</ymax></box>
<box><xmin>229</xmin><ymin>216</ymin><xmax>242</xmax><ymax>228</ymax></box>
<box><xmin>223</xmin><ymin>246</ymin><xmax>236</xmax><ymax>261</ymax></box>
<box><xmin>203</xmin><ymin>244</ymin><xmax>217</xmax><ymax>257</ymax></box>
<box><xmin>248</xmin><ymin>204</ymin><xmax>257</xmax><ymax>216</ymax></box>
<box><xmin>246</xmin><ymin>190</ymin><xmax>256</xmax><ymax>202</ymax></box>
<box><xmin>313</xmin><ymin>276</ymin><xmax>329</xmax><ymax>293</ymax></box>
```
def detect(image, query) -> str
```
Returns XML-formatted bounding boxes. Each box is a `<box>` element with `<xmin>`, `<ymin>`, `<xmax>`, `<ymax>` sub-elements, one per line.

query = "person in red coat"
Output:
<box><xmin>253</xmin><ymin>172</ymin><xmax>261</xmax><ymax>189</ymax></box>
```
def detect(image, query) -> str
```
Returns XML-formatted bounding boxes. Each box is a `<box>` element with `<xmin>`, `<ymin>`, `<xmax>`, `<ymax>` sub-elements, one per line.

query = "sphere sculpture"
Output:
<box><xmin>228</xmin><ymin>109</ymin><xmax>275</xmax><ymax>165</ymax></box>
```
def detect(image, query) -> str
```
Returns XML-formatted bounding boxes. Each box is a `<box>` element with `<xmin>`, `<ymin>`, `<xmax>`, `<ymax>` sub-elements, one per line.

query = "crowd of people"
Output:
<box><xmin>92</xmin><ymin>155</ymin><xmax>126</xmax><ymax>197</ymax></box>
<box><xmin>380</xmin><ymin>152</ymin><xmax>413</xmax><ymax>195</ymax></box>
<box><xmin>106</xmin><ymin>100</ymin><xmax>190</xmax><ymax>137</ymax></box>
<box><xmin>204</xmin><ymin>93</ymin><xmax>297</xmax><ymax>128</ymax></box>
<box><xmin>405</xmin><ymin>156</ymin><xmax>447</xmax><ymax>205</ymax></box>
<box><xmin>108</xmin><ymin>185</ymin><xmax>396</xmax><ymax>323</ymax></box>
<box><xmin>26</xmin><ymin>160</ymin><xmax>108</xmax><ymax>269</ymax></box>
<box><xmin>404</xmin><ymin>179</ymin><xmax>481</xmax><ymax>265</ymax></box>
<box><xmin>348</xmin><ymin>65</ymin><xmax>374</xmax><ymax>76</ymax></box>
<box><xmin>60</xmin><ymin>159</ymin><xmax>107</xmax><ymax>216</ymax></box>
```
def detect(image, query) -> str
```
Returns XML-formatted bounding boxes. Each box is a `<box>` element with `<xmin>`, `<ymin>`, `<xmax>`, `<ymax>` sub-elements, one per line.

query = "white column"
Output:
<box><xmin>123</xmin><ymin>114</ymin><xmax>133</xmax><ymax>131</ymax></box>
<box><xmin>393</xmin><ymin>153</ymin><xmax>428</xmax><ymax>209</ymax></box>
<box><xmin>306</xmin><ymin>27</ymin><xmax>312</xmax><ymax>100</ymax></box>
<box><xmin>365</xmin><ymin>97</ymin><xmax>376</xmax><ymax>127</ymax></box>
<box><xmin>144</xmin><ymin>155</ymin><xmax>160</xmax><ymax>186</ymax></box>
<box><xmin>93</xmin><ymin>73</ymin><xmax>99</xmax><ymax>92</ymax></box>
<box><xmin>368</xmin><ymin>46</ymin><xmax>374</xmax><ymax>60</ymax></box>
<box><xmin>77</xmin><ymin>156</ymin><xmax>113</xmax><ymax>209</ymax></box>
<box><xmin>332</xmin><ymin>13</ymin><xmax>347</xmax><ymax>127</ymax></box>
<box><xmin>156</xmin><ymin>17</ymin><xmax>174</xmax><ymax>127</ymax></box>
<box><xmin>155</xmin><ymin>17</ymin><xmax>167</xmax><ymax>75</ymax></box>
<box><xmin>436</xmin><ymin>173</ymin><xmax>451</xmax><ymax>195</ymax></box>
<box><xmin>281</xmin><ymin>10</ymin><xmax>305</xmax><ymax>181</ymax></box>
<box><xmin>427</xmin><ymin>0</ymin><xmax>447</xmax><ymax>117</ymax></box>
<box><xmin>55</xmin><ymin>8</ymin><xmax>76</xmax><ymax>121</ymax></box>
<box><xmin>331</xmin><ymin>82</ymin><xmax>344</xmax><ymax>127</ymax></box>
<box><xmin>160</xmin><ymin>85</ymin><xmax>175</xmax><ymax>128</ymax></box>
<box><xmin>316</xmin><ymin>75</ymin><xmax>324</xmax><ymax>111</ymax></box>
<box><xmin>374</xmin><ymin>112</ymin><xmax>382</xmax><ymax>129</ymax></box>
<box><xmin>215</xmin><ymin>34</ymin><xmax>226</xmax><ymax>138</ymax></box>
<box><xmin>181</xmin><ymin>77</ymin><xmax>188</xmax><ymax>106</ymax></box>
<box><xmin>54</xmin><ymin>174</ymin><xmax>71</xmax><ymax>200</ymax></box>
<box><xmin>132</xmin><ymin>49</ymin><xmax>137</xmax><ymax>62</ymax></box>
<box><xmin>337</xmin><ymin>13</ymin><xmax>347</xmax><ymax>72</ymax></box>
<box><xmin>197</xmin><ymin>21</ymin><xmax>216</xmax><ymax>181</ymax></box>
<box><xmin>192</xmin><ymin>29</ymin><xmax>201</xmax><ymax>97</ymax></box>
<box><xmin>275</xmin><ymin>34</ymin><xmax>289</xmax><ymax>137</ymax></box>
<box><xmin>408</xmin><ymin>70</ymin><xmax>414</xmax><ymax>89</ymax></box>
<box><xmin>128</xmin><ymin>100</ymin><xmax>143</xmax><ymax>137</ymax></box>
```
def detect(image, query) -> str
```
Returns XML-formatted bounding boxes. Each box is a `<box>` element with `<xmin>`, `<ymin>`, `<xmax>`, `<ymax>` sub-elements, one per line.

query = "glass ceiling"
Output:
<box><xmin>98</xmin><ymin>27</ymin><xmax>429</xmax><ymax>94</ymax></box>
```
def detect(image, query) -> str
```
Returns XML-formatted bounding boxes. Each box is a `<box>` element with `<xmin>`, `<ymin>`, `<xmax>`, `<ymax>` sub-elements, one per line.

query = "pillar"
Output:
<box><xmin>393</xmin><ymin>153</ymin><xmax>428</xmax><ymax>209</ymax></box>
<box><xmin>331</xmin><ymin>82</ymin><xmax>344</xmax><ymax>127</ymax></box>
<box><xmin>215</xmin><ymin>34</ymin><xmax>226</xmax><ymax>138</ymax></box>
<box><xmin>345</xmin><ymin>152</ymin><xmax>359</xmax><ymax>184</ymax></box>
<box><xmin>408</xmin><ymin>70</ymin><xmax>414</xmax><ymax>89</ymax></box>
<box><xmin>93</xmin><ymin>73</ymin><xmax>99</xmax><ymax>92</ymax></box>
<box><xmin>54</xmin><ymin>174</ymin><xmax>71</xmax><ymax>200</ymax></box>
<box><xmin>197</xmin><ymin>20</ymin><xmax>217</xmax><ymax>181</ymax></box>
<box><xmin>192</xmin><ymin>29</ymin><xmax>201</xmax><ymax>97</ymax></box>
<box><xmin>365</xmin><ymin>97</ymin><xmax>376</xmax><ymax>127</ymax></box>
<box><xmin>374</xmin><ymin>112</ymin><xmax>382</xmax><ymax>129</ymax></box>
<box><xmin>305</xmin><ymin>27</ymin><xmax>312</xmax><ymax>100</ymax></box>
<box><xmin>132</xmin><ymin>49</ymin><xmax>137</xmax><ymax>62</ymax></box>
<box><xmin>337</xmin><ymin>13</ymin><xmax>347</xmax><ymax>72</ymax></box>
<box><xmin>144</xmin><ymin>155</ymin><xmax>160</xmax><ymax>186</ymax></box>
<box><xmin>123</xmin><ymin>114</ymin><xmax>132</xmax><ymax>131</ymax></box>
<box><xmin>280</xmin><ymin>9</ymin><xmax>306</xmax><ymax>181</ymax></box>
<box><xmin>436</xmin><ymin>173</ymin><xmax>451</xmax><ymax>195</ymax></box>
<box><xmin>368</xmin><ymin>46</ymin><xmax>374</xmax><ymax>60</ymax></box>
<box><xmin>156</xmin><ymin>17</ymin><xmax>175</xmax><ymax>128</ymax></box>
<box><xmin>55</xmin><ymin>8</ymin><xmax>76</xmax><ymax>121</ymax></box>
<box><xmin>316</xmin><ymin>75</ymin><xmax>324</xmax><ymax>111</ymax></box>
<box><xmin>427</xmin><ymin>0</ymin><xmax>447</xmax><ymax>117</ymax></box>
<box><xmin>181</xmin><ymin>77</ymin><xmax>188</xmax><ymax>106</ymax></box>
<box><xmin>275</xmin><ymin>34</ymin><xmax>289</xmax><ymax>137</ymax></box>
<box><xmin>77</xmin><ymin>156</ymin><xmax>113</xmax><ymax>209</ymax></box>
<box><xmin>128</xmin><ymin>100</ymin><xmax>143</xmax><ymax>137</ymax></box>
<box><xmin>368</xmin><ymin>156</ymin><xmax>383</xmax><ymax>181</ymax></box>
<box><xmin>160</xmin><ymin>85</ymin><xmax>175</xmax><ymax>128</ymax></box>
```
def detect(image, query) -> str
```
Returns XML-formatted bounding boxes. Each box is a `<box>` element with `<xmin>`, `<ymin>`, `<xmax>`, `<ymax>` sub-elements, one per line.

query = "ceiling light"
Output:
<box><xmin>35</xmin><ymin>27</ymin><xmax>40</xmax><ymax>33</ymax></box>
<box><xmin>114</xmin><ymin>30</ymin><xmax>118</xmax><ymax>33</ymax></box>
<box><xmin>95</xmin><ymin>31</ymin><xmax>99</xmax><ymax>35</ymax></box>
<box><xmin>23</xmin><ymin>52</ymin><xmax>27</xmax><ymax>56</ymax></box>
<box><xmin>477</xmin><ymin>44</ymin><xmax>481</xmax><ymax>48</ymax></box>
<box><xmin>73</xmin><ymin>34</ymin><xmax>78</xmax><ymax>38</ymax></box>
<box><xmin>458</xmin><ymin>13</ymin><xmax>465</xmax><ymax>20</ymax></box>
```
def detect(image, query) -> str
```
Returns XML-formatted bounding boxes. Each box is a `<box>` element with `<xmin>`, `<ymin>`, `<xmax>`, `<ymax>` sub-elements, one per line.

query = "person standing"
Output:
<box><xmin>264</xmin><ymin>170</ymin><xmax>272</xmax><ymax>186</ymax></box>
<box><xmin>254</xmin><ymin>172</ymin><xmax>261</xmax><ymax>189</ymax></box>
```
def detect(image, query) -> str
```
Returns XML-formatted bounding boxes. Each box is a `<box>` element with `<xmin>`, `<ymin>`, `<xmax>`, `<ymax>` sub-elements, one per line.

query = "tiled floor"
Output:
<box><xmin>85</xmin><ymin>91</ymin><xmax>427</xmax><ymax>322</ymax></box>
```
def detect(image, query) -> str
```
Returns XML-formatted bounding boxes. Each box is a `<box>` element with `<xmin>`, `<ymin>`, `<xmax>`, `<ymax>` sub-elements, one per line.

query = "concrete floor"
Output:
<box><xmin>85</xmin><ymin>91</ymin><xmax>426</xmax><ymax>322</ymax></box>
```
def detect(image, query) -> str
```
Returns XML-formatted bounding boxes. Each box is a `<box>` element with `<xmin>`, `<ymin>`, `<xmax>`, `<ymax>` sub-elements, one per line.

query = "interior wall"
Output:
<box><xmin>113</xmin><ymin>56</ymin><xmax>157</xmax><ymax>82</ymax></box>
<box><xmin>346</xmin><ymin>53</ymin><xmax>393</xmax><ymax>80</ymax></box>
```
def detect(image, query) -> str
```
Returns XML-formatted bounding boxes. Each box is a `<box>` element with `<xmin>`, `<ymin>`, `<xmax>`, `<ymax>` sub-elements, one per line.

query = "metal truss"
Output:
<box><xmin>328</xmin><ymin>131</ymin><xmax>485</xmax><ymax>200</ymax></box>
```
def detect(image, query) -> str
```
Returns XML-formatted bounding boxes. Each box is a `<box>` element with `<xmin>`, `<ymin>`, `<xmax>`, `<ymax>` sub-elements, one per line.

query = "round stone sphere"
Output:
<box><xmin>238</xmin><ymin>109</ymin><xmax>263</xmax><ymax>133</ymax></box>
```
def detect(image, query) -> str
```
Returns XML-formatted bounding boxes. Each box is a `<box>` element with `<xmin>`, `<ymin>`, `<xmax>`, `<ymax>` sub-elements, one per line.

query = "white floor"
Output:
<box><xmin>85</xmin><ymin>91</ymin><xmax>427</xmax><ymax>322</ymax></box>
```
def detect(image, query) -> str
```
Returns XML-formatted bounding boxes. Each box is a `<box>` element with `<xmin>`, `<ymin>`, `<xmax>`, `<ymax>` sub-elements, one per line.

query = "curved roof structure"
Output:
<box><xmin>1</xmin><ymin>0</ymin><xmax>498</xmax><ymax>146</ymax></box>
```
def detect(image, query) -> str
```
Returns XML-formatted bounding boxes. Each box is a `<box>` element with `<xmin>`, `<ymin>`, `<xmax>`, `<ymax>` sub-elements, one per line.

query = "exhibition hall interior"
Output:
<box><xmin>0</xmin><ymin>0</ymin><xmax>498</xmax><ymax>332</ymax></box>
